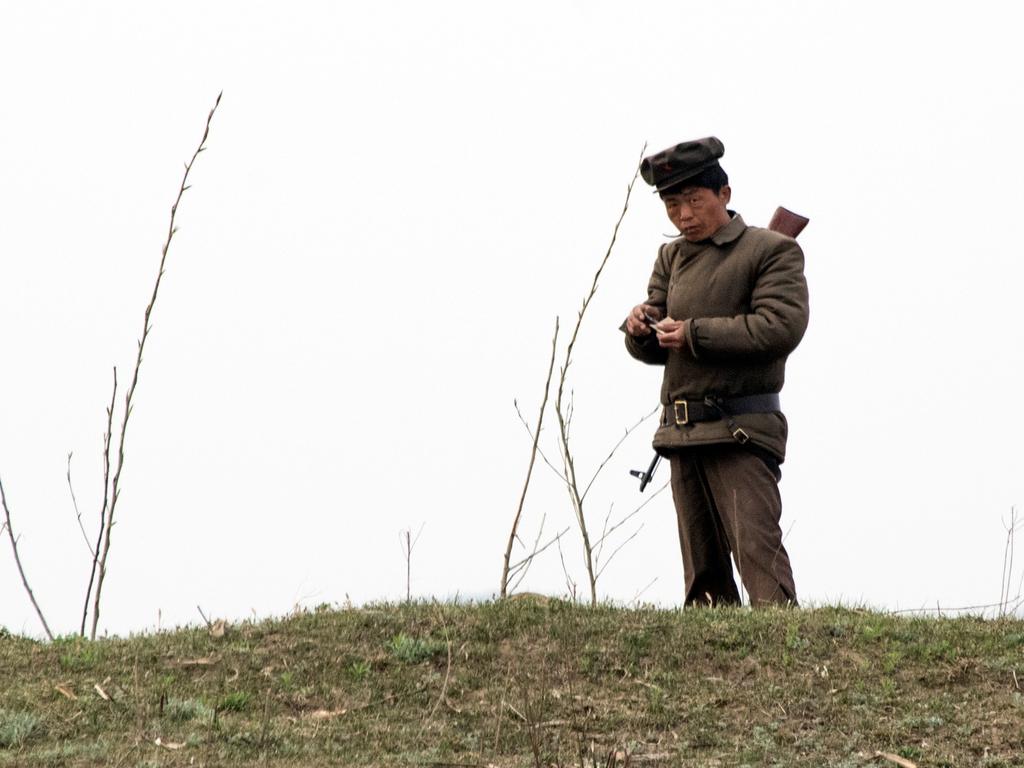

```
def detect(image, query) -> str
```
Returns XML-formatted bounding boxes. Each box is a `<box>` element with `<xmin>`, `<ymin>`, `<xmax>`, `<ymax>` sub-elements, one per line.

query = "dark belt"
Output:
<box><xmin>663</xmin><ymin>393</ymin><xmax>781</xmax><ymax>444</ymax></box>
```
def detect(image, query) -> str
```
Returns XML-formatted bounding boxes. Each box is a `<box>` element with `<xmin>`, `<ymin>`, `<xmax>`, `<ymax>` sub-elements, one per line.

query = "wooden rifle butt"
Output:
<box><xmin>768</xmin><ymin>206</ymin><xmax>810</xmax><ymax>239</ymax></box>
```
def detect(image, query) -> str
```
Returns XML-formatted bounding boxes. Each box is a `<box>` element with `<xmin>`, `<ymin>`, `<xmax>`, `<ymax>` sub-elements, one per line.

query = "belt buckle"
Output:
<box><xmin>673</xmin><ymin>400</ymin><xmax>689</xmax><ymax>426</ymax></box>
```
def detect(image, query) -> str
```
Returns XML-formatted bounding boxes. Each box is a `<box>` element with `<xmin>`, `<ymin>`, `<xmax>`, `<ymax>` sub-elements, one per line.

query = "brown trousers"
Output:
<box><xmin>668</xmin><ymin>445</ymin><xmax>797</xmax><ymax>607</ymax></box>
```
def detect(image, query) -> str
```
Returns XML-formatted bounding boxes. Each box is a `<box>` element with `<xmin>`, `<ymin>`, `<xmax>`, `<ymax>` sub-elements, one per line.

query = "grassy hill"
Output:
<box><xmin>2</xmin><ymin>599</ymin><xmax>1024</xmax><ymax>766</ymax></box>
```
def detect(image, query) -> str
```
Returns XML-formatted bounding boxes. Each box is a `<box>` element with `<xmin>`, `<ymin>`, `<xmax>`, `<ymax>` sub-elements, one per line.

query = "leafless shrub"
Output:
<box><xmin>399</xmin><ymin>524</ymin><xmax>425</xmax><ymax>603</ymax></box>
<box><xmin>2</xmin><ymin>92</ymin><xmax>223</xmax><ymax>640</ymax></box>
<box><xmin>504</xmin><ymin>145</ymin><xmax>661</xmax><ymax>606</ymax></box>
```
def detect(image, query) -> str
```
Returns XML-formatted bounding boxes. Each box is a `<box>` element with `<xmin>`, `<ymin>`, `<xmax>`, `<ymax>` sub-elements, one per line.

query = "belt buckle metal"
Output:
<box><xmin>673</xmin><ymin>400</ymin><xmax>689</xmax><ymax>426</ymax></box>
<box><xmin>731</xmin><ymin>426</ymin><xmax>750</xmax><ymax>444</ymax></box>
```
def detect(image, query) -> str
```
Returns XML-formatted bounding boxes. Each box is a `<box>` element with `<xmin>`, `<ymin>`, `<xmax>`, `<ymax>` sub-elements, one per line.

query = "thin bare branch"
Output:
<box><xmin>1</xmin><ymin>474</ymin><xmax>55</xmax><ymax>640</ymax></box>
<box><xmin>555</xmin><ymin>534</ymin><xmax>577</xmax><ymax>600</ymax></box>
<box><xmin>66</xmin><ymin>452</ymin><xmax>94</xmax><ymax>558</ymax></box>
<box><xmin>508</xmin><ymin>527</ymin><xmax>571</xmax><ymax>594</ymax></box>
<box><xmin>591</xmin><ymin>480</ymin><xmax>669</xmax><ymax>551</ymax></box>
<box><xmin>630</xmin><ymin>576</ymin><xmax>659</xmax><ymax>607</ymax></box>
<box><xmin>594</xmin><ymin>502</ymin><xmax>615</xmax><ymax>567</ymax></box>
<box><xmin>581</xmin><ymin>404</ymin><xmax>660</xmax><ymax>502</ymax></box>
<box><xmin>508</xmin><ymin>512</ymin><xmax>546</xmax><ymax>581</ymax></box>
<box><xmin>501</xmin><ymin>317</ymin><xmax>559</xmax><ymax>597</ymax></box>
<box><xmin>596</xmin><ymin>523</ymin><xmax>645</xmax><ymax>580</ymax></box>
<box><xmin>889</xmin><ymin>593</ymin><xmax>1024</xmax><ymax>616</ymax></box>
<box><xmin>90</xmin><ymin>91</ymin><xmax>223</xmax><ymax>640</ymax></box>
<box><xmin>513</xmin><ymin>398</ymin><xmax>566</xmax><ymax>486</ymax></box>
<box><xmin>1001</xmin><ymin>507</ymin><xmax>1018</xmax><ymax>617</ymax></box>
<box><xmin>81</xmin><ymin>366</ymin><xmax>117</xmax><ymax>637</ymax></box>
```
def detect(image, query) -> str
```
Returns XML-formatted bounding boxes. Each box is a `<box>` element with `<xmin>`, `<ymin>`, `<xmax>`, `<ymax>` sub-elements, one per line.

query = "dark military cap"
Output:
<box><xmin>640</xmin><ymin>137</ymin><xmax>725</xmax><ymax>193</ymax></box>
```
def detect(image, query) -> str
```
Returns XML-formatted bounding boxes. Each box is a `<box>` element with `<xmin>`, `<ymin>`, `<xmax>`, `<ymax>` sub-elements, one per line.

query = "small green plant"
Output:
<box><xmin>645</xmin><ymin>684</ymin><xmax>666</xmax><ymax>716</ymax></box>
<box><xmin>622</xmin><ymin>629</ymin><xmax>651</xmax><ymax>668</ymax></box>
<box><xmin>388</xmin><ymin>632</ymin><xmax>445</xmax><ymax>663</ymax></box>
<box><xmin>218</xmin><ymin>692</ymin><xmax>252</xmax><ymax>713</ymax></box>
<box><xmin>164</xmin><ymin>698</ymin><xmax>215</xmax><ymax>724</ymax></box>
<box><xmin>57</xmin><ymin>641</ymin><xmax>103</xmax><ymax>672</ymax></box>
<box><xmin>0</xmin><ymin>709</ymin><xmax>40</xmax><ymax>748</ymax></box>
<box><xmin>348</xmin><ymin>659</ymin><xmax>371</xmax><ymax>681</ymax></box>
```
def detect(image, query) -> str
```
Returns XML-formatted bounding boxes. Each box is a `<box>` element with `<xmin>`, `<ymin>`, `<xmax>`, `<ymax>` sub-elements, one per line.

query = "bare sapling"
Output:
<box><xmin>999</xmin><ymin>506</ymin><xmax>1023</xmax><ymax>618</ymax></box>
<box><xmin>554</xmin><ymin>145</ymin><xmax>645</xmax><ymax>606</ymax></box>
<box><xmin>503</xmin><ymin>145</ymin><xmax>661</xmax><ymax>605</ymax></box>
<box><xmin>400</xmin><ymin>524</ymin><xmax>425</xmax><ymax>602</ymax></box>
<box><xmin>88</xmin><ymin>91</ymin><xmax>223</xmax><ymax>640</ymax></box>
<box><xmin>1</xmin><ymin>93</ymin><xmax>222</xmax><ymax>640</ymax></box>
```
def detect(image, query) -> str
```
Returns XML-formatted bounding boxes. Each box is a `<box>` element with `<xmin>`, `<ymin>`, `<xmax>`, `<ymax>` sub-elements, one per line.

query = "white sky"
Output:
<box><xmin>3</xmin><ymin>1</ymin><xmax>1024</xmax><ymax>637</ymax></box>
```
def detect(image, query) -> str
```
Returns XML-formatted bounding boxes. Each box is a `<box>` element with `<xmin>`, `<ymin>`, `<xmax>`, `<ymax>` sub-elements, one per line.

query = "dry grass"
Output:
<box><xmin>2</xmin><ymin>601</ymin><xmax>1024</xmax><ymax>766</ymax></box>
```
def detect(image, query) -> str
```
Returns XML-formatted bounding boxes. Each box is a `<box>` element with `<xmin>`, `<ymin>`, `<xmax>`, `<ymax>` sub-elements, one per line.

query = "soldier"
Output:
<box><xmin>623</xmin><ymin>137</ymin><xmax>808</xmax><ymax>607</ymax></box>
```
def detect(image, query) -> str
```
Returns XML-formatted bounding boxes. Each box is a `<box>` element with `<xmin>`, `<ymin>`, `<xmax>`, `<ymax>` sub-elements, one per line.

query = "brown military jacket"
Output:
<box><xmin>625</xmin><ymin>213</ymin><xmax>809</xmax><ymax>461</ymax></box>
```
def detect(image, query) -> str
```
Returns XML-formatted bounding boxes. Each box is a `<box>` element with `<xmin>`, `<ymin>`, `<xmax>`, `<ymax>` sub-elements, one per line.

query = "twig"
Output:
<box><xmin>502</xmin><ymin>317</ymin><xmax>560</xmax><ymax>597</ymax></box>
<box><xmin>399</xmin><ymin>523</ymin><xmax>425</xmax><ymax>602</ymax></box>
<box><xmin>591</xmin><ymin>481</ymin><xmax>669</xmax><ymax>551</ymax></box>
<box><xmin>594</xmin><ymin>502</ymin><xmax>615</xmax><ymax>568</ymax></box>
<box><xmin>90</xmin><ymin>92</ymin><xmax>223</xmax><ymax>640</ymax></box>
<box><xmin>66</xmin><ymin>453</ymin><xmax>93</xmax><ymax>557</ymax></box>
<box><xmin>890</xmin><ymin>593</ymin><xmax>1024</xmax><ymax>616</ymax></box>
<box><xmin>505</xmin><ymin>701</ymin><xmax>528</xmax><ymax>722</ymax></box>
<box><xmin>513</xmin><ymin>399</ymin><xmax>567</xmax><ymax>485</ymax></box>
<box><xmin>630</xmin><ymin>577</ymin><xmax>658</xmax><ymax>607</ymax></box>
<box><xmin>507</xmin><ymin>512</ymin><xmax>550</xmax><ymax>594</ymax></box>
<box><xmin>555</xmin><ymin>143</ymin><xmax>646</xmax><ymax>606</ymax></box>
<box><xmin>580</xmin><ymin>405</ymin><xmax>660</xmax><ymax>502</ymax></box>
<box><xmin>596</xmin><ymin>522</ymin><xmax>645</xmax><ymax>580</ymax></box>
<box><xmin>81</xmin><ymin>366</ymin><xmax>117</xmax><ymax>637</ymax></box>
<box><xmin>196</xmin><ymin>604</ymin><xmax>213</xmax><ymax>629</ymax></box>
<box><xmin>556</xmin><ymin>535</ymin><xmax>577</xmax><ymax>601</ymax></box>
<box><xmin>1000</xmin><ymin>507</ymin><xmax>1018</xmax><ymax>617</ymax></box>
<box><xmin>1</xmin><ymin>474</ymin><xmax>55</xmax><ymax>640</ymax></box>
<box><xmin>508</xmin><ymin>526</ymin><xmax>571</xmax><ymax>594</ymax></box>
<box><xmin>874</xmin><ymin>751</ymin><xmax>918</xmax><ymax>768</ymax></box>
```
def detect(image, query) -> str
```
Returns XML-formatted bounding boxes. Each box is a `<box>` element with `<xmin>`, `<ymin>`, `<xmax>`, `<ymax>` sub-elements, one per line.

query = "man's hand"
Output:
<box><xmin>654</xmin><ymin>316</ymin><xmax>687</xmax><ymax>350</ymax></box>
<box><xmin>625</xmin><ymin>304</ymin><xmax>663</xmax><ymax>337</ymax></box>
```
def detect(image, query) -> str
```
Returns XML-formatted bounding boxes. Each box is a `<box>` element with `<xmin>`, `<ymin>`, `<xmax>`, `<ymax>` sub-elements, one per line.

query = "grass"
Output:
<box><xmin>2</xmin><ymin>599</ymin><xmax>1024</xmax><ymax>766</ymax></box>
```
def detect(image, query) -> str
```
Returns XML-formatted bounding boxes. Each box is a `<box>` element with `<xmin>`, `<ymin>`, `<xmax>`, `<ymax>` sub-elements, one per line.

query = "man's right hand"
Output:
<box><xmin>625</xmin><ymin>304</ymin><xmax>663</xmax><ymax>337</ymax></box>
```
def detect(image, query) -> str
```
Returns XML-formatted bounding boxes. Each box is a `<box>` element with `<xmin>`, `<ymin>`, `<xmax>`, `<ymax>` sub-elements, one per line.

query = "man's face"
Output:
<box><xmin>662</xmin><ymin>185</ymin><xmax>732</xmax><ymax>242</ymax></box>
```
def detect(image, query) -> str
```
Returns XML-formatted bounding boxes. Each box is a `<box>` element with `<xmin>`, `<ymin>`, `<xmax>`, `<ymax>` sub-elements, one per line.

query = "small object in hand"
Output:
<box><xmin>643</xmin><ymin>312</ymin><xmax>660</xmax><ymax>327</ymax></box>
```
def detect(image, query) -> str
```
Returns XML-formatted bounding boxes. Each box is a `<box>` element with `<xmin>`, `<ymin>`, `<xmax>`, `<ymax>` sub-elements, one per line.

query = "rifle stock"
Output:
<box><xmin>768</xmin><ymin>206</ymin><xmax>809</xmax><ymax>238</ymax></box>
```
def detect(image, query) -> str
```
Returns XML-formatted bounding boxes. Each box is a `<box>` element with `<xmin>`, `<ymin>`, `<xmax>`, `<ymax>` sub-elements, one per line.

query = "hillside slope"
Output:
<box><xmin>2</xmin><ymin>601</ymin><xmax>1023</xmax><ymax>766</ymax></box>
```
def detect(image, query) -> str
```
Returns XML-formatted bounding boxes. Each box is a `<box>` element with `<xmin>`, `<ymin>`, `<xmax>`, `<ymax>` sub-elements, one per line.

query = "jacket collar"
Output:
<box><xmin>710</xmin><ymin>211</ymin><xmax>746</xmax><ymax>245</ymax></box>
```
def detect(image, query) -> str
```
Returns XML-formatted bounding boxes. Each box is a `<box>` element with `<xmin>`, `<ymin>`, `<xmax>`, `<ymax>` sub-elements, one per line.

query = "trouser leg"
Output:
<box><xmin>699</xmin><ymin>445</ymin><xmax>798</xmax><ymax>606</ymax></box>
<box><xmin>668</xmin><ymin>451</ymin><xmax>741</xmax><ymax>606</ymax></box>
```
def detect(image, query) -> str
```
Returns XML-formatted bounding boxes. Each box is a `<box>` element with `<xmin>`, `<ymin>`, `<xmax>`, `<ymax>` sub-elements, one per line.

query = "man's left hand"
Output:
<box><xmin>654</xmin><ymin>317</ymin><xmax>688</xmax><ymax>350</ymax></box>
